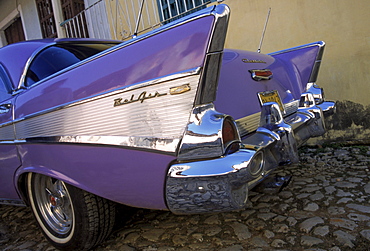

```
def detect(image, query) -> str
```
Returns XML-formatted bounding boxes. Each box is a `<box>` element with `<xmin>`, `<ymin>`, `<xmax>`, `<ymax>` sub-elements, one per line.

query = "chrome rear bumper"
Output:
<box><xmin>166</xmin><ymin>96</ymin><xmax>335</xmax><ymax>214</ymax></box>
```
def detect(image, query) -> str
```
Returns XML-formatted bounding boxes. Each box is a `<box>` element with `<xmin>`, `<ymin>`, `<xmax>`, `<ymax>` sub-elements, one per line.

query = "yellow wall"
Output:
<box><xmin>106</xmin><ymin>0</ymin><xmax>160</xmax><ymax>40</ymax></box>
<box><xmin>222</xmin><ymin>0</ymin><xmax>370</xmax><ymax>106</ymax></box>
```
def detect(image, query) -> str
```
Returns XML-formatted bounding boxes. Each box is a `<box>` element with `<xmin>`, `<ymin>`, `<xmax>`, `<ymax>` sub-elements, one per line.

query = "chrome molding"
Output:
<box><xmin>196</xmin><ymin>4</ymin><xmax>230</xmax><ymax>105</ymax></box>
<box><xmin>236</xmin><ymin>112</ymin><xmax>261</xmax><ymax>136</ymax></box>
<box><xmin>308</xmin><ymin>42</ymin><xmax>325</xmax><ymax>83</ymax></box>
<box><xmin>0</xmin><ymin>124</ymin><xmax>15</xmax><ymax>141</ymax></box>
<box><xmin>268</xmin><ymin>41</ymin><xmax>325</xmax><ymax>57</ymax></box>
<box><xmin>9</xmin><ymin>73</ymin><xmax>201</xmax><ymax>153</ymax></box>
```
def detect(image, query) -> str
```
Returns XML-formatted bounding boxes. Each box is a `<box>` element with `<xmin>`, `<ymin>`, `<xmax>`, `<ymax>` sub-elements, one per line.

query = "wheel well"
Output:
<box><xmin>17</xmin><ymin>173</ymin><xmax>30</xmax><ymax>206</ymax></box>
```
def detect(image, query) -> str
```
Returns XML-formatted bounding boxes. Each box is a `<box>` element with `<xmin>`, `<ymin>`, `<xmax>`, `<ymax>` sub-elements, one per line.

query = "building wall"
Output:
<box><xmin>221</xmin><ymin>0</ymin><xmax>370</xmax><ymax>144</ymax></box>
<box><xmin>0</xmin><ymin>0</ymin><xmax>42</xmax><ymax>46</ymax></box>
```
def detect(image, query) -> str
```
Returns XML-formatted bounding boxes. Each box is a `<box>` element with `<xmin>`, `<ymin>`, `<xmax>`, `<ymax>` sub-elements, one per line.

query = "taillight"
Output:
<box><xmin>222</xmin><ymin>117</ymin><xmax>240</xmax><ymax>154</ymax></box>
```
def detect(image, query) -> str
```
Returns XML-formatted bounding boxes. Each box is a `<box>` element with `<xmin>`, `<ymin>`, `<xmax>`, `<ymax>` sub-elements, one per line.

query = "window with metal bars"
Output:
<box><xmin>35</xmin><ymin>0</ymin><xmax>57</xmax><ymax>38</ymax></box>
<box><xmin>156</xmin><ymin>0</ymin><xmax>216</xmax><ymax>23</ymax></box>
<box><xmin>61</xmin><ymin>0</ymin><xmax>89</xmax><ymax>37</ymax></box>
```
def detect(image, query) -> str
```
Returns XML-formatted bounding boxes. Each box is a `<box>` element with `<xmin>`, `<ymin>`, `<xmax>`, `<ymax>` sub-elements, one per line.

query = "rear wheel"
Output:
<box><xmin>27</xmin><ymin>172</ymin><xmax>115</xmax><ymax>250</ymax></box>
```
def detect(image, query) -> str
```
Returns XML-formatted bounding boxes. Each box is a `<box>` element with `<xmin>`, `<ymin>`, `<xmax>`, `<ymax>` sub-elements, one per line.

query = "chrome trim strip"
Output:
<box><xmin>27</xmin><ymin>136</ymin><xmax>180</xmax><ymax>154</ymax></box>
<box><xmin>284</xmin><ymin>99</ymin><xmax>299</xmax><ymax>115</ymax></box>
<box><xmin>0</xmin><ymin>124</ymin><xmax>15</xmax><ymax>141</ymax></box>
<box><xmin>268</xmin><ymin>41</ymin><xmax>325</xmax><ymax>56</ymax></box>
<box><xmin>196</xmin><ymin>4</ymin><xmax>230</xmax><ymax>105</ymax></box>
<box><xmin>9</xmin><ymin>73</ymin><xmax>201</xmax><ymax>153</ymax></box>
<box><xmin>236</xmin><ymin>112</ymin><xmax>261</xmax><ymax>136</ymax></box>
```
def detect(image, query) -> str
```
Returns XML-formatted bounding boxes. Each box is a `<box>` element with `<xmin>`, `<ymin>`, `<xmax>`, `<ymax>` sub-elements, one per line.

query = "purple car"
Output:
<box><xmin>0</xmin><ymin>4</ymin><xmax>334</xmax><ymax>250</ymax></box>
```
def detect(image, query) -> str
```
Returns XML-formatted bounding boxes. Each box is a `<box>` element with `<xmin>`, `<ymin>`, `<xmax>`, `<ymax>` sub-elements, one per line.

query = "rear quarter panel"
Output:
<box><xmin>12</xmin><ymin>15</ymin><xmax>216</xmax><ymax>208</ymax></box>
<box><xmin>214</xmin><ymin>44</ymin><xmax>321</xmax><ymax>121</ymax></box>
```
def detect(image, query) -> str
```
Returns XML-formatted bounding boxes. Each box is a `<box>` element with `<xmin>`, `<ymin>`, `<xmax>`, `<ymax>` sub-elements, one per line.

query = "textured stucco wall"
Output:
<box><xmin>221</xmin><ymin>0</ymin><xmax>370</xmax><ymax>144</ymax></box>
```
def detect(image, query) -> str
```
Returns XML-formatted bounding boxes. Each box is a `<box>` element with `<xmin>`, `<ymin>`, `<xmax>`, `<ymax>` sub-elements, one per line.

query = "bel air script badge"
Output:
<box><xmin>113</xmin><ymin>83</ymin><xmax>191</xmax><ymax>107</ymax></box>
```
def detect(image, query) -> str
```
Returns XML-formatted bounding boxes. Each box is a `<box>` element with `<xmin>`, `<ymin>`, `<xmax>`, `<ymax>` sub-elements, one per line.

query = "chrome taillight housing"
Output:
<box><xmin>178</xmin><ymin>104</ymin><xmax>241</xmax><ymax>161</ymax></box>
<box><xmin>222</xmin><ymin>117</ymin><xmax>240</xmax><ymax>155</ymax></box>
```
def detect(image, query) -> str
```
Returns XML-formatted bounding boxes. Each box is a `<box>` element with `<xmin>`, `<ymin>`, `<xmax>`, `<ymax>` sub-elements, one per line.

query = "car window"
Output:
<box><xmin>25</xmin><ymin>43</ymin><xmax>118</xmax><ymax>87</ymax></box>
<box><xmin>0</xmin><ymin>65</ymin><xmax>12</xmax><ymax>101</ymax></box>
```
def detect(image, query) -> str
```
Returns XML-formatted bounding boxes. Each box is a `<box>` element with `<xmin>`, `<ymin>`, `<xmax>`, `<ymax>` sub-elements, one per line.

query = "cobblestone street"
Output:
<box><xmin>1</xmin><ymin>145</ymin><xmax>370</xmax><ymax>251</ymax></box>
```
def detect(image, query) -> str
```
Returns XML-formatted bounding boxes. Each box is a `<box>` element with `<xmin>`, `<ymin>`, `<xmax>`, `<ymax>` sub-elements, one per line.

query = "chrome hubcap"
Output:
<box><xmin>33</xmin><ymin>175</ymin><xmax>73</xmax><ymax>235</ymax></box>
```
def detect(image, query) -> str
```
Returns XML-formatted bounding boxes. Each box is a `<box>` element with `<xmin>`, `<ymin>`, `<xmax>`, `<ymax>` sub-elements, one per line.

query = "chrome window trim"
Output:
<box><xmin>16</xmin><ymin>41</ymin><xmax>120</xmax><ymax>91</ymax></box>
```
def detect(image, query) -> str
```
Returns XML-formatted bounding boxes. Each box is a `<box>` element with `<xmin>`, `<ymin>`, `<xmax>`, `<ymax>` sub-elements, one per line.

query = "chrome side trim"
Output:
<box><xmin>236</xmin><ymin>112</ymin><xmax>261</xmax><ymax>136</ymax></box>
<box><xmin>0</xmin><ymin>124</ymin><xmax>15</xmax><ymax>141</ymax></box>
<box><xmin>10</xmin><ymin>73</ymin><xmax>201</xmax><ymax>153</ymax></box>
<box><xmin>268</xmin><ymin>41</ymin><xmax>325</xmax><ymax>57</ymax></box>
<box><xmin>16</xmin><ymin>68</ymin><xmax>201</xmax><ymax>126</ymax></box>
<box><xmin>28</xmin><ymin>136</ymin><xmax>180</xmax><ymax>154</ymax></box>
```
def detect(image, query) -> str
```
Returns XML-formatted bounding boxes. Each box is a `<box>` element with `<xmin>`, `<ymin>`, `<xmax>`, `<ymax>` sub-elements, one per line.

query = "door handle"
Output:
<box><xmin>0</xmin><ymin>103</ymin><xmax>12</xmax><ymax>114</ymax></box>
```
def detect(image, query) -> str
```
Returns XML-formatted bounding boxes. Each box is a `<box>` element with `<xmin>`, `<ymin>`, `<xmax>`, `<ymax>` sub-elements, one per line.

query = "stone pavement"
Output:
<box><xmin>1</xmin><ymin>145</ymin><xmax>370</xmax><ymax>251</ymax></box>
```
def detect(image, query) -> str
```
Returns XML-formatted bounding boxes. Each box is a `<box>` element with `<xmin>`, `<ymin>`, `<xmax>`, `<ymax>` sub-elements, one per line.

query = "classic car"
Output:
<box><xmin>0</xmin><ymin>3</ymin><xmax>334</xmax><ymax>250</ymax></box>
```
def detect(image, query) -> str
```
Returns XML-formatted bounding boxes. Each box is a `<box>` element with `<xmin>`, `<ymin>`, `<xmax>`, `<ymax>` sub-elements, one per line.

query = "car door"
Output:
<box><xmin>0</xmin><ymin>64</ymin><xmax>22</xmax><ymax>202</ymax></box>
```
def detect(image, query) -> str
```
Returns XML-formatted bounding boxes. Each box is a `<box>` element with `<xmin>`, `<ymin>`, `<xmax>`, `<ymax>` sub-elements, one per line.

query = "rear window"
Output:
<box><xmin>25</xmin><ymin>43</ymin><xmax>118</xmax><ymax>87</ymax></box>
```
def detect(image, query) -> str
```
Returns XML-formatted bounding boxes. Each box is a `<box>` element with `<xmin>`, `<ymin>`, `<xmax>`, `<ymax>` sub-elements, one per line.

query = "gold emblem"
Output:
<box><xmin>169</xmin><ymin>84</ymin><xmax>191</xmax><ymax>95</ymax></box>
